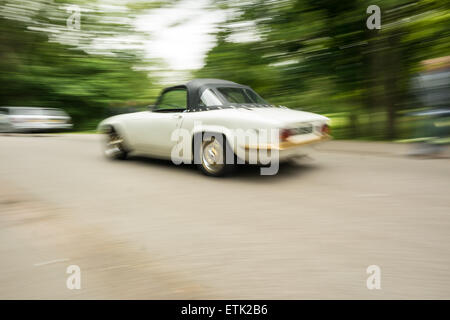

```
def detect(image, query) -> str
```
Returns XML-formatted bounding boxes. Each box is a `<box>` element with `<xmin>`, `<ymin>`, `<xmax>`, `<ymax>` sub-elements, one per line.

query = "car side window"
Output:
<box><xmin>155</xmin><ymin>89</ymin><xmax>187</xmax><ymax>112</ymax></box>
<box><xmin>199</xmin><ymin>89</ymin><xmax>223</xmax><ymax>107</ymax></box>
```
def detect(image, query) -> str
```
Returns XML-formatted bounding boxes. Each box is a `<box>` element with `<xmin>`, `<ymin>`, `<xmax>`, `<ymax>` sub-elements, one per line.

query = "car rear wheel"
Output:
<box><xmin>103</xmin><ymin>127</ymin><xmax>128</xmax><ymax>160</ymax></box>
<box><xmin>197</xmin><ymin>133</ymin><xmax>235</xmax><ymax>177</ymax></box>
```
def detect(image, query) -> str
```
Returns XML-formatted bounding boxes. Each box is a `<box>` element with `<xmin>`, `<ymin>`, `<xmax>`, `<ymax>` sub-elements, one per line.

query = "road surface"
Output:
<box><xmin>0</xmin><ymin>134</ymin><xmax>449</xmax><ymax>299</ymax></box>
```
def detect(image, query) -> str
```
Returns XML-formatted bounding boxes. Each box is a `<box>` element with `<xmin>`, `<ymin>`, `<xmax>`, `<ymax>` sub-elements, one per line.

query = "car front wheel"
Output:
<box><xmin>103</xmin><ymin>127</ymin><xmax>128</xmax><ymax>160</ymax></box>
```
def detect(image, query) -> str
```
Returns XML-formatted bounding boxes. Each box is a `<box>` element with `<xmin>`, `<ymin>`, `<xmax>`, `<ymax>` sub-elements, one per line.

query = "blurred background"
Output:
<box><xmin>1</xmin><ymin>0</ymin><xmax>450</xmax><ymax>299</ymax></box>
<box><xmin>0</xmin><ymin>0</ymin><xmax>448</xmax><ymax>141</ymax></box>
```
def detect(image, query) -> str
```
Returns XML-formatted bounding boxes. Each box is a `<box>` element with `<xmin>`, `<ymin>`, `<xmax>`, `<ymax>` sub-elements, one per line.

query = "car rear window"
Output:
<box><xmin>217</xmin><ymin>87</ymin><xmax>267</xmax><ymax>104</ymax></box>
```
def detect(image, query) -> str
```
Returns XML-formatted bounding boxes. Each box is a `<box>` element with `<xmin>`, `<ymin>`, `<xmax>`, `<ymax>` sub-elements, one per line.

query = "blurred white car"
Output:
<box><xmin>0</xmin><ymin>106</ymin><xmax>73</xmax><ymax>133</ymax></box>
<box><xmin>98</xmin><ymin>79</ymin><xmax>330</xmax><ymax>176</ymax></box>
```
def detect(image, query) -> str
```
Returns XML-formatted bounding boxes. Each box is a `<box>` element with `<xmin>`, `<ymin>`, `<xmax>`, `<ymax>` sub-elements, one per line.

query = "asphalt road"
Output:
<box><xmin>0</xmin><ymin>134</ymin><xmax>449</xmax><ymax>299</ymax></box>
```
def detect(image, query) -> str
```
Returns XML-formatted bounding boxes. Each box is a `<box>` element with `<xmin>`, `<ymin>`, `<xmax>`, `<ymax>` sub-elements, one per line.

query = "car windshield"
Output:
<box><xmin>216</xmin><ymin>87</ymin><xmax>268</xmax><ymax>104</ymax></box>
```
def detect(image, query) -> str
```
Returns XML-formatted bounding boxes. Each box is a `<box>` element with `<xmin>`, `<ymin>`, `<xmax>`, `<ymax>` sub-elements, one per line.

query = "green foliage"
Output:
<box><xmin>198</xmin><ymin>0</ymin><xmax>450</xmax><ymax>139</ymax></box>
<box><xmin>1</xmin><ymin>0</ymin><xmax>448</xmax><ymax>137</ymax></box>
<box><xmin>0</xmin><ymin>0</ymin><xmax>157</xmax><ymax>129</ymax></box>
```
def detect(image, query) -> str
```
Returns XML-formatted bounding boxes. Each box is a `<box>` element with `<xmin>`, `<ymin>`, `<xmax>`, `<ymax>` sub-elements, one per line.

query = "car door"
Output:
<box><xmin>133</xmin><ymin>88</ymin><xmax>187</xmax><ymax>158</ymax></box>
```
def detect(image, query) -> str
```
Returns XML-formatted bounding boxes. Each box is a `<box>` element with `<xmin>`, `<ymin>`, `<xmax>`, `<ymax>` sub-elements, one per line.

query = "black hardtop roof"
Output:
<box><xmin>158</xmin><ymin>78</ymin><xmax>251</xmax><ymax>110</ymax></box>
<box><xmin>185</xmin><ymin>78</ymin><xmax>245</xmax><ymax>90</ymax></box>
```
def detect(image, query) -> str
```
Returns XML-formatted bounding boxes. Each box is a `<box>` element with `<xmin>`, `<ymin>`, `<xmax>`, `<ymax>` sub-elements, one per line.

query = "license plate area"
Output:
<box><xmin>293</xmin><ymin>124</ymin><xmax>313</xmax><ymax>135</ymax></box>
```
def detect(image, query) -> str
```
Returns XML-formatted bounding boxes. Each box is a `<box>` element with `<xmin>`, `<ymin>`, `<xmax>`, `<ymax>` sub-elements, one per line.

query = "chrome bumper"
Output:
<box><xmin>244</xmin><ymin>134</ymin><xmax>331</xmax><ymax>151</ymax></box>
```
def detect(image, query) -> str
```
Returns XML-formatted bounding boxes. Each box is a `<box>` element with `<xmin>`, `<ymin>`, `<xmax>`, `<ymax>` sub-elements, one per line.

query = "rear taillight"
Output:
<box><xmin>321</xmin><ymin>124</ymin><xmax>330</xmax><ymax>135</ymax></box>
<box><xmin>280</xmin><ymin>128</ymin><xmax>294</xmax><ymax>141</ymax></box>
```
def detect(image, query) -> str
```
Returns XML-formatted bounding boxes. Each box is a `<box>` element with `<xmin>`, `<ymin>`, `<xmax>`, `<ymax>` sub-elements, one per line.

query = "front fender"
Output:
<box><xmin>97</xmin><ymin>118</ymin><xmax>133</xmax><ymax>150</ymax></box>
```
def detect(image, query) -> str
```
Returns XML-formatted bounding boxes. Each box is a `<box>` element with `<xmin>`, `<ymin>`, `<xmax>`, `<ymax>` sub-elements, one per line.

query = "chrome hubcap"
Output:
<box><xmin>202</xmin><ymin>138</ymin><xmax>224</xmax><ymax>173</ymax></box>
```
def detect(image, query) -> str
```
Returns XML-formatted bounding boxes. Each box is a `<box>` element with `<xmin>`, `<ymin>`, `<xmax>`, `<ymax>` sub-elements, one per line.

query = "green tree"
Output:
<box><xmin>0</xmin><ymin>0</ymin><xmax>160</xmax><ymax>129</ymax></box>
<box><xmin>199</xmin><ymin>0</ymin><xmax>449</xmax><ymax>139</ymax></box>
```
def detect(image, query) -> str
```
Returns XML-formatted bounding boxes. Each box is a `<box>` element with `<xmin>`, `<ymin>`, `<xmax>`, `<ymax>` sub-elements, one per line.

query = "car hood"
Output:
<box><xmin>233</xmin><ymin>106</ymin><xmax>328</xmax><ymax>126</ymax></box>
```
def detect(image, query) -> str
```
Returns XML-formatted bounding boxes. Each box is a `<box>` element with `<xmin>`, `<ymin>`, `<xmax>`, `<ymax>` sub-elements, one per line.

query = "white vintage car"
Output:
<box><xmin>98</xmin><ymin>79</ymin><xmax>330</xmax><ymax>176</ymax></box>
